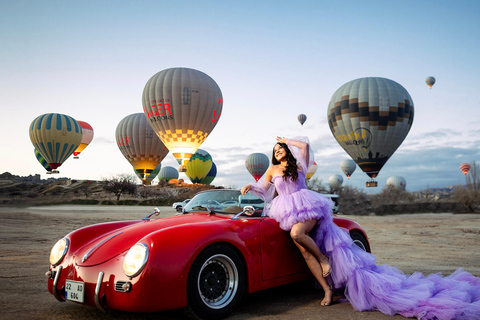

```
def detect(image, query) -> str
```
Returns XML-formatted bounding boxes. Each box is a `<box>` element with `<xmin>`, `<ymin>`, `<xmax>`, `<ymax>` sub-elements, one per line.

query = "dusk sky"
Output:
<box><xmin>1</xmin><ymin>0</ymin><xmax>479</xmax><ymax>193</ymax></box>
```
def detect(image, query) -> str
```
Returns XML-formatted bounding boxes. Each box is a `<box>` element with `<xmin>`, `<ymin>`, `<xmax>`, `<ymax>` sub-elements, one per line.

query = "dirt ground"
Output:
<box><xmin>1</xmin><ymin>205</ymin><xmax>479</xmax><ymax>320</ymax></box>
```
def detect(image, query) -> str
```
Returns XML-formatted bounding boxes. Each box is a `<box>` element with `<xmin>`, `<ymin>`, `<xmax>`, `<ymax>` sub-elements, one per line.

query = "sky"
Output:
<box><xmin>1</xmin><ymin>0</ymin><xmax>479</xmax><ymax>193</ymax></box>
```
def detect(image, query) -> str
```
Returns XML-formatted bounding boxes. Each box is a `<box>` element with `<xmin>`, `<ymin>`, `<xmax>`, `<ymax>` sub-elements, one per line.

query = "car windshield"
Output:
<box><xmin>183</xmin><ymin>189</ymin><xmax>265</xmax><ymax>216</ymax></box>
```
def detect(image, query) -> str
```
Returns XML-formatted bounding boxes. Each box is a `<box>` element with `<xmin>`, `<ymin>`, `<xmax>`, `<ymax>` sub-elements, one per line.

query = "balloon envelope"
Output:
<box><xmin>34</xmin><ymin>148</ymin><xmax>52</xmax><ymax>172</ymax></box>
<box><xmin>306</xmin><ymin>161</ymin><xmax>317</xmax><ymax>180</ymax></box>
<box><xmin>386</xmin><ymin>176</ymin><xmax>406</xmax><ymax>190</ymax></box>
<box><xmin>329</xmin><ymin>174</ymin><xmax>344</xmax><ymax>188</ymax></box>
<box><xmin>298</xmin><ymin>114</ymin><xmax>307</xmax><ymax>126</ymax></box>
<box><xmin>135</xmin><ymin>163</ymin><xmax>161</xmax><ymax>185</ymax></box>
<box><xmin>199</xmin><ymin>162</ymin><xmax>217</xmax><ymax>185</ymax></box>
<box><xmin>73</xmin><ymin>121</ymin><xmax>94</xmax><ymax>158</ymax></box>
<box><xmin>142</xmin><ymin>67</ymin><xmax>223</xmax><ymax>172</ymax></box>
<box><xmin>245</xmin><ymin>153</ymin><xmax>270</xmax><ymax>182</ymax></box>
<box><xmin>29</xmin><ymin>113</ymin><xmax>83</xmax><ymax>172</ymax></box>
<box><xmin>425</xmin><ymin>76</ymin><xmax>436</xmax><ymax>89</ymax></box>
<box><xmin>460</xmin><ymin>163</ymin><xmax>470</xmax><ymax>175</ymax></box>
<box><xmin>116</xmin><ymin>113</ymin><xmax>169</xmax><ymax>183</ymax></box>
<box><xmin>158</xmin><ymin>166</ymin><xmax>179</xmax><ymax>181</ymax></box>
<box><xmin>340</xmin><ymin>159</ymin><xmax>356</xmax><ymax>178</ymax></box>
<box><xmin>328</xmin><ymin>77</ymin><xmax>414</xmax><ymax>179</ymax></box>
<box><xmin>186</xmin><ymin>149</ymin><xmax>213</xmax><ymax>184</ymax></box>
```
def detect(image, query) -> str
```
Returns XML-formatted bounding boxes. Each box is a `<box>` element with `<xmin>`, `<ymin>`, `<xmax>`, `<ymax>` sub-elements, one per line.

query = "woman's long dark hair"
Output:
<box><xmin>272</xmin><ymin>142</ymin><xmax>298</xmax><ymax>181</ymax></box>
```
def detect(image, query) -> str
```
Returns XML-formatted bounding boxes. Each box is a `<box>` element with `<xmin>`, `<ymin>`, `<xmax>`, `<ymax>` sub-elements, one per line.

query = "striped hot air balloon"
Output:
<box><xmin>158</xmin><ymin>166</ymin><xmax>179</xmax><ymax>181</ymax></box>
<box><xmin>73</xmin><ymin>121</ymin><xmax>94</xmax><ymax>159</ymax></box>
<box><xmin>245</xmin><ymin>153</ymin><xmax>270</xmax><ymax>182</ymax></box>
<box><xmin>298</xmin><ymin>114</ymin><xmax>307</xmax><ymax>126</ymax></box>
<box><xmin>115</xmin><ymin>113</ymin><xmax>169</xmax><ymax>184</ymax></box>
<box><xmin>185</xmin><ymin>149</ymin><xmax>213</xmax><ymax>184</ymax></box>
<box><xmin>328</xmin><ymin>77</ymin><xmax>414</xmax><ymax>186</ymax></box>
<box><xmin>199</xmin><ymin>162</ymin><xmax>217</xmax><ymax>185</ymax></box>
<box><xmin>34</xmin><ymin>148</ymin><xmax>52</xmax><ymax>173</ymax></box>
<box><xmin>142</xmin><ymin>67</ymin><xmax>223</xmax><ymax>172</ymax></box>
<box><xmin>29</xmin><ymin>113</ymin><xmax>83</xmax><ymax>173</ymax></box>
<box><xmin>135</xmin><ymin>163</ymin><xmax>161</xmax><ymax>185</ymax></box>
<box><xmin>460</xmin><ymin>163</ymin><xmax>470</xmax><ymax>175</ymax></box>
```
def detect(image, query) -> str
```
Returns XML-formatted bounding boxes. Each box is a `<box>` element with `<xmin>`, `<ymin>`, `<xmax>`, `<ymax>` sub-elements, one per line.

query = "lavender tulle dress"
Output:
<box><xmin>248</xmin><ymin>137</ymin><xmax>480</xmax><ymax>320</ymax></box>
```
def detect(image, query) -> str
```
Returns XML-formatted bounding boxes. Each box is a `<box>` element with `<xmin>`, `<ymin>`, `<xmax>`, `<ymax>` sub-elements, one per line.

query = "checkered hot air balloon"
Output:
<box><xmin>142</xmin><ymin>68</ymin><xmax>223</xmax><ymax>172</ymax></box>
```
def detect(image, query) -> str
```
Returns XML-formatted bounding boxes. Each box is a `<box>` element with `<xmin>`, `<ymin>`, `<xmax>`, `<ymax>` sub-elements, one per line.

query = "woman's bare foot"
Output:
<box><xmin>320</xmin><ymin>286</ymin><xmax>333</xmax><ymax>306</ymax></box>
<box><xmin>319</xmin><ymin>255</ymin><xmax>331</xmax><ymax>277</ymax></box>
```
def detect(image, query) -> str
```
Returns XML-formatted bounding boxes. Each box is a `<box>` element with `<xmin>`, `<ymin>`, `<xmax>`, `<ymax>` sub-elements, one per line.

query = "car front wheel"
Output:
<box><xmin>184</xmin><ymin>244</ymin><xmax>245</xmax><ymax>320</ymax></box>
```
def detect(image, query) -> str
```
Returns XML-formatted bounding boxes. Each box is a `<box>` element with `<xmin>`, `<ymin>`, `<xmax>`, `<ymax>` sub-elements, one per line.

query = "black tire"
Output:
<box><xmin>184</xmin><ymin>244</ymin><xmax>245</xmax><ymax>320</ymax></box>
<box><xmin>176</xmin><ymin>206</ymin><xmax>182</xmax><ymax>212</ymax></box>
<box><xmin>350</xmin><ymin>230</ymin><xmax>371</xmax><ymax>253</ymax></box>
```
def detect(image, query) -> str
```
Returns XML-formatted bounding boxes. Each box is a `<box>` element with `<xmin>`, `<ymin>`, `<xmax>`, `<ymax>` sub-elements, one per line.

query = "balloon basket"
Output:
<box><xmin>366</xmin><ymin>180</ymin><xmax>378</xmax><ymax>187</ymax></box>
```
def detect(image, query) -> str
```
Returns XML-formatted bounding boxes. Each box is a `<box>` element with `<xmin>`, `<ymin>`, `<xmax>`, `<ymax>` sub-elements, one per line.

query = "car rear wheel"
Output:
<box><xmin>184</xmin><ymin>244</ymin><xmax>245</xmax><ymax>320</ymax></box>
<box><xmin>350</xmin><ymin>230</ymin><xmax>371</xmax><ymax>253</ymax></box>
<box><xmin>176</xmin><ymin>206</ymin><xmax>182</xmax><ymax>212</ymax></box>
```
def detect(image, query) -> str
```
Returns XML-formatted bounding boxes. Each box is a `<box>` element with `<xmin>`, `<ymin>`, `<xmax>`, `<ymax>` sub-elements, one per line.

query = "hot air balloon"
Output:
<box><xmin>200</xmin><ymin>162</ymin><xmax>217</xmax><ymax>185</ymax></box>
<box><xmin>340</xmin><ymin>159</ymin><xmax>356</xmax><ymax>178</ymax></box>
<box><xmin>328</xmin><ymin>77</ymin><xmax>414</xmax><ymax>187</ymax></box>
<box><xmin>306</xmin><ymin>161</ymin><xmax>317</xmax><ymax>180</ymax></box>
<box><xmin>142</xmin><ymin>67</ymin><xmax>223</xmax><ymax>172</ymax></box>
<box><xmin>34</xmin><ymin>148</ymin><xmax>52</xmax><ymax>173</ymax></box>
<box><xmin>298</xmin><ymin>114</ymin><xmax>307</xmax><ymax>126</ymax></box>
<box><xmin>135</xmin><ymin>163</ymin><xmax>161</xmax><ymax>185</ymax></box>
<box><xmin>425</xmin><ymin>76</ymin><xmax>435</xmax><ymax>89</ymax></box>
<box><xmin>185</xmin><ymin>149</ymin><xmax>213</xmax><ymax>184</ymax></box>
<box><xmin>158</xmin><ymin>166</ymin><xmax>179</xmax><ymax>181</ymax></box>
<box><xmin>115</xmin><ymin>113</ymin><xmax>169</xmax><ymax>184</ymax></box>
<box><xmin>386</xmin><ymin>176</ymin><xmax>406</xmax><ymax>190</ymax></box>
<box><xmin>329</xmin><ymin>174</ymin><xmax>344</xmax><ymax>189</ymax></box>
<box><xmin>29</xmin><ymin>113</ymin><xmax>83</xmax><ymax>173</ymax></box>
<box><xmin>460</xmin><ymin>163</ymin><xmax>470</xmax><ymax>175</ymax></box>
<box><xmin>73</xmin><ymin>121</ymin><xmax>94</xmax><ymax>159</ymax></box>
<box><xmin>245</xmin><ymin>153</ymin><xmax>270</xmax><ymax>182</ymax></box>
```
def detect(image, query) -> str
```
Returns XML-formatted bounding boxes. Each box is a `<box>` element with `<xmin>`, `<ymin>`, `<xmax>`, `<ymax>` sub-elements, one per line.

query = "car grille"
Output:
<box><xmin>114</xmin><ymin>281</ymin><xmax>130</xmax><ymax>292</ymax></box>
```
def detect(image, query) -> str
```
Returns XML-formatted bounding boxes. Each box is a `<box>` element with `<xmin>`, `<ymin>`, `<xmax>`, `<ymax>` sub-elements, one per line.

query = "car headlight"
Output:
<box><xmin>123</xmin><ymin>243</ymin><xmax>148</xmax><ymax>278</ymax></box>
<box><xmin>50</xmin><ymin>238</ymin><xmax>69</xmax><ymax>266</ymax></box>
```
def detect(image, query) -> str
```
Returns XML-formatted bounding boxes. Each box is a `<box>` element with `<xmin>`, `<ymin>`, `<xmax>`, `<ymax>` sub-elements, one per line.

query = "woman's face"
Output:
<box><xmin>274</xmin><ymin>144</ymin><xmax>287</xmax><ymax>161</ymax></box>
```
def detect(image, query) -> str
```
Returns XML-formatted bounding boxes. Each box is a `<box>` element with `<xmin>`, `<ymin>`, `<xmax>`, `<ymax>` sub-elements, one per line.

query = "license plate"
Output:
<box><xmin>65</xmin><ymin>280</ymin><xmax>84</xmax><ymax>303</ymax></box>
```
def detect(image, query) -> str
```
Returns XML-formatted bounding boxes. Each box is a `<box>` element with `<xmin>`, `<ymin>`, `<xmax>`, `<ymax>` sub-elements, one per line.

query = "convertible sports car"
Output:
<box><xmin>46</xmin><ymin>189</ymin><xmax>370</xmax><ymax>319</ymax></box>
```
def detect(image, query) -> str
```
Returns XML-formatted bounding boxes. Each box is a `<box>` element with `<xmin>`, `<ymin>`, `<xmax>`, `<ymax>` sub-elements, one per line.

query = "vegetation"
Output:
<box><xmin>102</xmin><ymin>174</ymin><xmax>138</xmax><ymax>201</ymax></box>
<box><xmin>453</xmin><ymin>160</ymin><xmax>480</xmax><ymax>213</ymax></box>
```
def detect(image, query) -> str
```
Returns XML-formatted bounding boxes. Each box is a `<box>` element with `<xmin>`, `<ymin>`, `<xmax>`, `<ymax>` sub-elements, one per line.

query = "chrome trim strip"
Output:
<box><xmin>94</xmin><ymin>272</ymin><xmax>106</xmax><ymax>312</ymax></box>
<box><xmin>52</xmin><ymin>266</ymin><xmax>65</xmax><ymax>302</ymax></box>
<box><xmin>82</xmin><ymin>232</ymin><xmax>123</xmax><ymax>262</ymax></box>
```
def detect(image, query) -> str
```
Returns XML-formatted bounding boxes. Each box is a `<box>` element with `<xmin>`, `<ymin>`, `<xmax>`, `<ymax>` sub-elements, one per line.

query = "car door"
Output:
<box><xmin>259</xmin><ymin>218</ymin><xmax>309</xmax><ymax>280</ymax></box>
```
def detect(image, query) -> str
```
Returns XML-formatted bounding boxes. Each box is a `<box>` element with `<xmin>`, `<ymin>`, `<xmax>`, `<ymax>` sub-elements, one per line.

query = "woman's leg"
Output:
<box><xmin>291</xmin><ymin>219</ymin><xmax>332</xmax><ymax>306</ymax></box>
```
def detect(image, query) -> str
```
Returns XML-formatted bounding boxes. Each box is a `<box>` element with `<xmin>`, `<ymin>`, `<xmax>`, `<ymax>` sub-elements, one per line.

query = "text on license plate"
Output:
<box><xmin>65</xmin><ymin>280</ymin><xmax>84</xmax><ymax>303</ymax></box>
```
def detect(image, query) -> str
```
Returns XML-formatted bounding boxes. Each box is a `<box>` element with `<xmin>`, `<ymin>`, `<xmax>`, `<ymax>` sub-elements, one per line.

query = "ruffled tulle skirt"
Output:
<box><xmin>312</xmin><ymin>213</ymin><xmax>480</xmax><ymax>320</ymax></box>
<box><xmin>268</xmin><ymin>189</ymin><xmax>334</xmax><ymax>231</ymax></box>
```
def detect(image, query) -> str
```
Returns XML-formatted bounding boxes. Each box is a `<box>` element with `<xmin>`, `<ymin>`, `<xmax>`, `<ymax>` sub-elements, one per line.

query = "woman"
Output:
<box><xmin>242</xmin><ymin>136</ymin><xmax>480</xmax><ymax>319</ymax></box>
<box><xmin>242</xmin><ymin>136</ymin><xmax>334</xmax><ymax>306</ymax></box>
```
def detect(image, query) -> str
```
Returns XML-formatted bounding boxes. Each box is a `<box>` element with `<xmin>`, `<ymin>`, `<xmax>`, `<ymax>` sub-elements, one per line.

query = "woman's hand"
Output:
<box><xmin>276</xmin><ymin>136</ymin><xmax>289</xmax><ymax>144</ymax></box>
<box><xmin>241</xmin><ymin>185</ymin><xmax>251</xmax><ymax>196</ymax></box>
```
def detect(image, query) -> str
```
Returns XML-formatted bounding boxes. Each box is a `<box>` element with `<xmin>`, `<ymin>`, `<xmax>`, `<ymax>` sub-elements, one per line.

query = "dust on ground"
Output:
<box><xmin>1</xmin><ymin>206</ymin><xmax>479</xmax><ymax>320</ymax></box>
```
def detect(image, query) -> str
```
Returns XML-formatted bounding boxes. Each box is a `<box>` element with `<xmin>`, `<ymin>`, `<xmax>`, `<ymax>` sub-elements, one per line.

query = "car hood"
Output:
<box><xmin>75</xmin><ymin>213</ymin><xmax>230</xmax><ymax>266</ymax></box>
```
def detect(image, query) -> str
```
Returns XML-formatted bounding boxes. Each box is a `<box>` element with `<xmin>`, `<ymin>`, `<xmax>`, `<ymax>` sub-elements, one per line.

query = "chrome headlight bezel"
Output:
<box><xmin>123</xmin><ymin>243</ymin><xmax>149</xmax><ymax>278</ymax></box>
<box><xmin>50</xmin><ymin>238</ymin><xmax>69</xmax><ymax>267</ymax></box>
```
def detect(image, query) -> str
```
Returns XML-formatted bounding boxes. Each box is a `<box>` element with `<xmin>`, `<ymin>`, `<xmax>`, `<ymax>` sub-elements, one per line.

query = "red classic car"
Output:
<box><xmin>46</xmin><ymin>189</ymin><xmax>370</xmax><ymax>319</ymax></box>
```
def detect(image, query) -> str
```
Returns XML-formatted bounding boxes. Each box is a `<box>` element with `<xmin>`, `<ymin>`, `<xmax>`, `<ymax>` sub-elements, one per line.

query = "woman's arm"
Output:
<box><xmin>277</xmin><ymin>136</ymin><xmax>309</xmax><ymax>167</ymax></box>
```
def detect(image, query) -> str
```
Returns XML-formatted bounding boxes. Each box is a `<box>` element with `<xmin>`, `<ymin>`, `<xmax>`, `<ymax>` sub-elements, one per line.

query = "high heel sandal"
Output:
<box><xmin>319</xmin><ymin>256</ymin><xmax>331</xmax><ymax>277</ymax></box>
